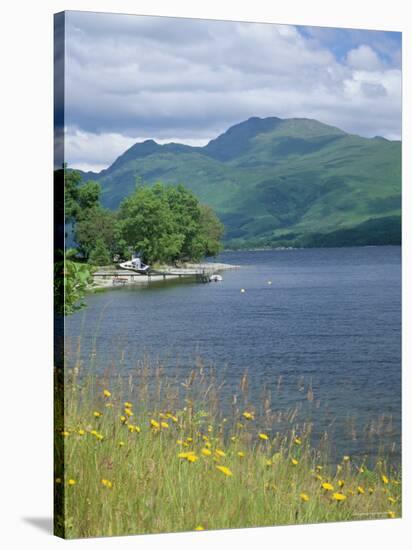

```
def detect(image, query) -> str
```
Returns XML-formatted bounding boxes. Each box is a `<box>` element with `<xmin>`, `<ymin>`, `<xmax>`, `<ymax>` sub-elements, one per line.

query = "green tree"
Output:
<box><xmin>89</xmin><ymin>238</ymin><xmax>112</xmax><ymax>266</ymax></box>
<box><xmin>75</xmin><ymin>207</ymin><xmax>117</xmax><ymax>261</ymax></box>
<box><xmin>54</xmin><ymin>249</ymin><xmax>94</xmax><ymax>316</ymax></box>
<box><xmin>64</xmin><ymin>168</ymin><xmax>101</xmax><ymax>225</ymax></box>
<box><xmin>198</xmin><ymin>204</ymin><xmax>224</xmax><ymax>257</ymax></box>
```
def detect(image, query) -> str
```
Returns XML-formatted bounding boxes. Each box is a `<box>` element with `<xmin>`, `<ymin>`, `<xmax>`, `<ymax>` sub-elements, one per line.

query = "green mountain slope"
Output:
<box><xmin>78</xmin><ymin>117</ymin><xmax>401</xmax><ymax>248</ymax></box>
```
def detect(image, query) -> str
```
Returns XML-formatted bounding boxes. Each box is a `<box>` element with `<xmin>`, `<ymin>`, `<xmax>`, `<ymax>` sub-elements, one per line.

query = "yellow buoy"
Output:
<box><xmin>240</xmin><ymin>288</ymin><xmax>245</xmax><ymax>293</ymax></box>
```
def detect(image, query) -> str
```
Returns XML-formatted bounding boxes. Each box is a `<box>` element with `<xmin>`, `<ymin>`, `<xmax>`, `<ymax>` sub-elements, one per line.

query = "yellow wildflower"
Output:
<box><xmin>216</xmin><ymin>465</ymin><xmax>233</xmax><ymax>477</ymax></box>
<box><xmin>124</xmin><ymin>408</ymin><xmax>134</xmax><ymax>417</ymax></box>
<box><xmin>160</xmin><ymin>421</ymin><xmax>169</xmax><ymax>429</ymax></box>
<box><xmin>315</xmin><ymin>474</ymin><xmax>323</xmax><ymax>481</ymax></box>
<box><xmin>194</xmin><ymin>525</ymin><xmax>205</xmax><ymax>531</ymax></box>
<box><xmin>300</xmin><ymin>493</ymin><xmax>309</xmax><ymax>502</ymax></box>
<box><xmin>103</xmin><ymin>389</ymin><xmax>111</xmax><ymax>398</ymax></box>
<box><xmin>242</xmin><ymin>411</ymin><xmax>255</xmax><ymax>421</ymax></box>
<box><xmin>201</xmin><ymin>448</ymin><xmax>212</xmax><ymax>457</ymax></box>
<box><xmin>118</xmin><ymin>441</ymin><xmax>125</xmax><ymax>447</ymax></box>
<box><xmin>321</xmin><ymin>482</ymin><xmax>334</xmax><ymax>491</ymax></box>
<box><xmin>291</xmin><ymin>458</ymin><xmax>299</xmax><ymax>466</ymax></box>
<box><xmin>187</xmin><ymin>437</ymin><xmax>193</xmax><ymax>442</ymax></box>
<box><xmin>128</xmin><ymin>425</ymin><xmax>135</xmax><ymax>433</ymax></box>
<box><xmin>387</xmin><ymin>510</ymin><xmax>396</xmax><ymax>519</ymax></box>
<box><xmin>101</xmin><ymin>479</ymin><xmax>113</xmax><ymax>489</ymax></box>
<box><xmin>343</xmin><ymin>455</ymin><xmax>350</xmax><ymax>462</ymax></box>
<box><xmin>215</xmin><ymin>449</ymin><xmax>226</xmax><ymax>458</ymax></box>
<box><xmin>369</xmin><ymin>488</ymin><xmax>374</xmax><ymax>495</ymax></box>
<box><xmin>124</xmin><ymin>402</ymin><xmax>133</xmax><ymax>408</ymax></box>
<box><xmin>358</xmin><ymin>466</ymin><xmax>365</xmax><ymax>473</ymax></box>
<box><xmin>316</xmin><ymin>465</ymin><xmax>323</xmax><ymax>471</ymax></box>
<box><xmin>357</xmin><ymin>486</ymin><xmax>365</xmax><ymax>495</ymax></box>
<box><xmin>150</xmin><ymin>419</ymin><xmax>160</xmax><ymax>430</ymax></box>
<box><xmin>388</xmin><ymin>496</ymin><xmax>397</xmax><ymax>504</ymax></box>
<box><xmin>381</xmin><ymin>474</ymin><xmax>389</xmax><ymax>485</ymax></box>
<box><xmin>78</xmin><ymin>429</ymin><xmax>85</xmax><ymax>436</ymax></box>
<box><xmin>186</xmin><ymin>454</ymin><xmax>199</xmax><ymax>463</ymax></box>
<box><xmin>68</xmin><ymin>479</ymin><xmax>76</xmax><ymax>486</ymax></box>
<box><xmin>332</xmin><ymin>493</ymin><xmax>347</xmax><ymax>501</ymax></box>
<box><xmin>259</xmin><ymin>433</ymin><xmax>269</xmax><ymax>441</ymax></box>
<box><xmin>294</xmin><ymin>437</ymin><xmax>302</xmax><ymax>445</ymax></box>
<box><xmin>338</xmin><ymin>480</ymin><xmax>345</xmax><ymax>488</ymax></box>
<box><xmin>93</xmin><ymin>411</ymin><xmax>103</xmax><ymax>418</ymax></box>
<box><xmin>237</xmin><ymin>451</ymin><xmax>245</xmax><ymax>458</ymax></box>
<box><xmin>265</xmin><ymin>460</ymin><xmax>272</xmax><ymax>466</ymax></box>
<box><xmin>61</xmin><ymin>431</ymin><xmax>70</xmax><ymax>437</ymax></box>
<box><xmin>120</xmin><ymin>415</ymin><xmax>127</xmax><ymax>424</ymax></box>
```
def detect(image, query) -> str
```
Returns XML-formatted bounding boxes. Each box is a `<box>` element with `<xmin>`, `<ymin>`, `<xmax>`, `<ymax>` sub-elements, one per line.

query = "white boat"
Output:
<box><xmin>209</xmin><ymin>274</ymin><xmax>223</xmax><ymax>282</ymax></box>
<box><xmin>119</xmin><ymin>254</ymin><xmax>150</xmax><ymax>274</ymax></box>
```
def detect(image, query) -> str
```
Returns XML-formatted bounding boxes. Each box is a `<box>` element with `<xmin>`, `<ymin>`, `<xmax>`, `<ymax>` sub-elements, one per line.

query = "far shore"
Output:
<box><xmin>91</xmin><ymin>261</ymin><xmax>239</xmax><ymax>290</ymax></box>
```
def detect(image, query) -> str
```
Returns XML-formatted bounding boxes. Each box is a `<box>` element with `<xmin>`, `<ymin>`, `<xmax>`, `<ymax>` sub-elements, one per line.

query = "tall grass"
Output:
<box><xmin>54</xmin><ymin>360</ymin><xmax>401</xmax><ymax>539</ymax></box>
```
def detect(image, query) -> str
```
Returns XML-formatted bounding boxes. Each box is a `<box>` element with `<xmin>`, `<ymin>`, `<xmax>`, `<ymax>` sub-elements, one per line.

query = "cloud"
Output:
<box><xmin>62</xmin><ymin>12</ymin><xmax>402</xmax><ymax>169</ymax></box>
<box><xmin>346</xmin><ymin>45</ymin><xmax>383</xmax><ymax>70</ymax></box>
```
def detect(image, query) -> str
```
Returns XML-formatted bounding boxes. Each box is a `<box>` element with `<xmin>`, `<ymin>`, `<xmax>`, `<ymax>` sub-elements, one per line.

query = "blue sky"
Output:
<box><xmin>62</xmin><ymin>12</ymin><xmax>401</xmax><ymax>172</ymax></box>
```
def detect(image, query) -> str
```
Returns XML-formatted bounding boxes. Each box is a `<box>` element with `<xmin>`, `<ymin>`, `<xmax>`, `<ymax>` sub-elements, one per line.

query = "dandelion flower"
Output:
<box><xmin>61</xmin><ymin>431</ymin><xmax>70</xmax><ymax>437</ymax></box>
<box><xmin>343</xmin><ymin>455</ymin><xmax>350</xmax><ymax>462</ymax></box>
<box><xmin>381</xmin><ymin>474</ymin><xmax>389</xmax><ymax>485</ymax></box>
<box><xmin>194</xmin><ymin>525</ymin><xmax>205</xmax><ymax>531</ymax></box>
<box><xmin>265</xmin><ymin>460</ymin><xmax>272</xmax><ymax>467</ymax></box>
<box><xmin>93</xmin><ymin>411</ymin><xmax>103</xmax><ymax>418</ymax></box>
<box><xmin>387</xmin><ymin>510</ymin><xmax>396</xmax><ymax>519</ymax></box>
<box><xmin>321</xmin><ymin>482</ymin><xmax>334</xmax><ymax>491</ymax></box>
<box><xmin>201</xmin><ymin>448</ymin><xmax>212</xmax><ymax>457</ymax></box>
<box><xmin>150</xmin><ymin>419</ymin><xmax>160</xmax><ymax>430</ymax></box>
<box><xmin>216</xmin><ymin>465</ymin><xmax>233</xmax><ymax>477</ymax></box>
<box><xmin>259</xmin><ymin>433</ymin><xmax>269</xmax><ymax>441</ymax></box>
<box><xmin>101</xmin><ymin>479</ymin><xmax>113</xmax><ymax>489</ymax></box>
<box><xmin>124</xmin><ymin>402</ymin><xmax>133</xmax><ymax>408</ymax></box>
<box><xmin>215</xmin><ymin>449</ymin><xmax>226</xmax><ymax>458</ymax></box>
<box><xmin>118</xmin><ymin>441</ymin><xmax>125</xmax><ymax>447</ymax></box>
<box><xmin>124</xmin><ymin>408</ymin><xmax>134</xmax><ymax>417</ymax></box>
<box><xmin>103</xmin><ymin>389</ymin><xmax>111</xmax><ymax>398</ymax></box>
<box><xmin>332</xmin><ymin>493</ymin><xmax>347</xmax><ymax>501</ymax></box>
<box><xmin>294</xmin><ymin>437</ymin><xmax>302</xmax><ymax>445</ymax></box>
<box><xmin>120</xmin><ymin>415</ymin><xmax>127</xmax><ymax>424</ymax></box>
<box><xmin>237</xmin><ymin>451</ymin><xmax>245</xmax><ymax>458</ymax></box>
<box><xmin>338</xmin><ymin>480</ymin><xmax>345</xmax><ymax>488</ymax></box>
<box><xmin>68</xmin><ymin>479</ymin><xmax>76</xmax><ymax>486</ymax></box>
<box><xmin>242</xmin><ymin>411</ymin><xmax>255</xmax><ymax>421</ymax></box>
<box><xmin>300</xmin><ymin>493</ymin><xmax>310</xmax><ymax>502</ymax></box>
<box><xmin>357</xmin><ymin>486</ymin><xmax>365</xmax><ymax>495</ymax></box>
<box><xmin>160</xmin><ymin>421</ymin><xmax>169</xmax><ymax>429</ymax></box>
<box><xmin>128</xmin><ymin>425</ymin><xmax>135</xmax><ymax>433</ymax></box>
<box><xmin>388</xmin><ymin>496</ymin><xmax>397</xmax><ymax>504</ymax></box>
<box><xmin>186</xmin><ymin>454</ymin><xmax>199</xmax><ymax>463</ymax></box>
<box><xmin>291</xmin><ymin>458</ymin><xmax>299</xmax><ymax>466</ymax></box>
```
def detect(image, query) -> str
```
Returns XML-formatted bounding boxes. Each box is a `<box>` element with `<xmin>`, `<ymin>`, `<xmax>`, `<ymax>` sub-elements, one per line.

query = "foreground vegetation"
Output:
<box><xmin>55</xmin><ymin>363</ymin><xmax>401</xmax><ymax>539</ymax></box>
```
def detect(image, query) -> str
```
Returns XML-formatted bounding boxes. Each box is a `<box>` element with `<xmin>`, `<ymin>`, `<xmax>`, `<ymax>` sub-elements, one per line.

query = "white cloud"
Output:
<box><xmin>63</xmin><ymin>13</ymin><xmax>401</xmax><ymax>170</ymax></box>
<box><xmin>346</xmin><ymin>45</ymin><xmax>382</xmax><ymax>70</ymax></box>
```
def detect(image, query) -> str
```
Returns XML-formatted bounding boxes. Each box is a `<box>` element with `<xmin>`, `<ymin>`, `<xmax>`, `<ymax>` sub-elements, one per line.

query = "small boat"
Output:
<box><xmin>119</xmin><ymin>254</ymin><xmax>150</xmax><ymax>274</ymax></box>
<box><xmin>209</xmin><ymin>274</ymin><xmax>223</xmax><ymax>282</ymax></box>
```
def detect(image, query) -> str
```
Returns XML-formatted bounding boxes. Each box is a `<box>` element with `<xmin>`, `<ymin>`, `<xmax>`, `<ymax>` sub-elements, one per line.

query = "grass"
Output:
<box><xmin>55</xmin><ymin>361</ymin><xmax>401</xmax><ymax>539</ymax></box>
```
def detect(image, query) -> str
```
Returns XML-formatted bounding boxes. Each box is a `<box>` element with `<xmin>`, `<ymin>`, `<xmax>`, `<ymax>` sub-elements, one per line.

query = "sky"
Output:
<box><xmin>61</xmin><ymin>11</ymin><xmax>402</xmax><ymax>172</ymax></box>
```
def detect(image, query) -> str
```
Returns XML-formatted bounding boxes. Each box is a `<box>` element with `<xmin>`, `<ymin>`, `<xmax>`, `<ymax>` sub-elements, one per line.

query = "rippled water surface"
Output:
<box><xmin>66</xmin><ymin>246</ymin><xmax>401</xmax><ymax>462</ymax></box>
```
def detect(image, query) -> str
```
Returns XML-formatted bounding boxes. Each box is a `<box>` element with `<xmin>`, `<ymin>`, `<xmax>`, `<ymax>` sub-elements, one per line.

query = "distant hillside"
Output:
<box><xmin>77</xmin><ymin>116</ymin><xmax>401</xmax><ymax>248</ymax></box>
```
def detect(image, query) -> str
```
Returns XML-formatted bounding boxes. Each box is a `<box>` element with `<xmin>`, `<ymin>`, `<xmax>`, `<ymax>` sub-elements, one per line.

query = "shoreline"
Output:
<box><xmin>91</xmin><ymin>261</ymin><xmax>239</xmax><ymax>290</ymax></box>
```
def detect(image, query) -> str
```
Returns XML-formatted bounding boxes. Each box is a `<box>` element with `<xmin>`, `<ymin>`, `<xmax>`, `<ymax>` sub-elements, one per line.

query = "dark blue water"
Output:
<box><xmin>66</xmin><ymin>246</ymin><xmax>401</xmax><ymax>463</ymax></box>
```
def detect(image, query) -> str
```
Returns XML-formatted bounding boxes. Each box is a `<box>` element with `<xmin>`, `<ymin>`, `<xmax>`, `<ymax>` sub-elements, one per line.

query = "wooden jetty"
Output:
<box><xmin>93</xmin><ymin>266</ymin><xmax>216</xmax><ymax>286</ymax></box>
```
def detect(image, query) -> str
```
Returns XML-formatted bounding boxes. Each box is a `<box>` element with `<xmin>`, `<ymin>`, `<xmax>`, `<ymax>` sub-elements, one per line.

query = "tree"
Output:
<box><xmin>89</xmin><ymin>238</ymin><xmax>111</xmax><ymax>266</ymax></box>
<box><xmin>74</xmin><ymin>207</ymin><xmax>118</xmax><ymax>261</ymax></box>
<box><xmin>198</xmin><ymin>204</ymin><xmax>224</xmax><ymax>257</ymax></box>
<box><xmin>64</xmin><ymin>168</ymin><xmax>101</xmax><ymax>226</ymax></box>
<box><xmin>54</xmin><ymin>249</ymin><xmax>94</xmax><ymax>316</ymax></box>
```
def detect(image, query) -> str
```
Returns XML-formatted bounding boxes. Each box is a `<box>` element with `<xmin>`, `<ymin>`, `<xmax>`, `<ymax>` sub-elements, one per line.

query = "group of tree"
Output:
<box><xmin>65</xmin><ymin>169</ymin><xmax>224</xmax><ymax>266</ymax></box>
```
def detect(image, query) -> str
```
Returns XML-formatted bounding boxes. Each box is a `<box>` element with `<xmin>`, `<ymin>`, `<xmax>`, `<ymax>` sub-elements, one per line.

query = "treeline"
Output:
<box><xmin>65</xmin><ymin>170</ymin><xmax>224</xmax><ymax>265</ymax></box>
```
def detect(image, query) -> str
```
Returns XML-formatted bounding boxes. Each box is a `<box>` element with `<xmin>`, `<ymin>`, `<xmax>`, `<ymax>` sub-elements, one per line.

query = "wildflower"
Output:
<box><xmin>160</xmin><ymin>421</ymin><xmax>169</xmax><ymax>429</ymax></box>
<box><xmin>265</xmin><ymin>460</ymin><xmax>272</xmax><ymax>467</ymax></box>
<box><xmin>358</xmin><ymin>466</ymin><xmax>365</xmax><ymax>473</ymax></box>
<box><xmin>177</xmin><ymin>440</ymin><xmax>184</xmax><ymax>445</ymax></box>
<box><xmin>237</xmin><ymin>451</ymin><xmax>245</xmax><ymax>458</ymax></box>
<box><xmin>103</xmin><ymin>389</ymin><xmax>111</xmax><ymax>398</ymax></box>
<box><xmin>242</xmin><ymin>411</ymin><xmax>255</xmax><ymax>421</ymax></box>
<box><xmin>387</xmin><ymin>510</ymin><xmax>396</xmax><ymax>519</ymax></box>
<box><xmin>332</xmin><ymin>493</ymin><xmax>347</xmax><ymax>501</ymax></box>
<box><xmin>68</xmin><ymin>479</ymin><xmax>76</xmax><ymax>486</ymax></box>
<box><xmin>194</xmin><ymin>525</ymin><xmax>205</xmax><ymax>531</ymax></box>
<box><xmin>207</xmin><ymin>425</ymin><xmax>213</xmax><ymax>433</ymax></box>
<box><xmin>118</xmin><ymin>441</ymin><xmax>125</xmax><ymax>447</ymax></box>
<box><xmin>216</xmin><ymin>465</ymin><xmax>233</xmax><ymax>477</ymax></box>
<box><xmin>105</xmin><ymin>403</ymin><xmax>113</xmax><ymax>408</ymax></box>
<box><xmin>259</xmin><ymin>433</ymin><xmax>269</xmax><ymax>441</ymax></box>
<box><xmin>300</xmin><ymin>493</ymin><xmax>309</xmax><ymax>502</ymax></box>
<box><xmin>128</xmin><ymin>425</ymin><xmax>135</xmax><ymax>433</ymax></box>
<box><xmin>101</xmin><ymin>479</ymin><xmax>113</xmax><ymax>489</ymax></box>
<box><xmin>388</xmin><ymin>496</ymin><xmax>397</xmax><ymax>504</ymax></box>
<box><xmin>201</xmin><ymin>448</ymin><xmax>212</xmax><ymax>457</ymax></box>
<box><xmin>187</xmin><ymin>437</ymin><xmax>193</xmax><ymax>443</ymax></box>
<box><xmin>316</xmin><ymin>465</ymin><xmax>323</xmax><ymax>471</ymax></box>
<box><xmin>230</xmin><ymin>436</ymin><xmax>238</xmax><ymax>442</ymax></box>
<box><xmin>120</xmin><ymin>415</ymin><xmax>127</xmax><ymax>424</ymax></box>
<box><xmin>124</xmin><ymin>402</ymin><xmax>133</xmax><ymax>409</ymax></box>
<box><xmin>294</xmin><ymin>437</ymin><xmax>302</xmax><ymax>445</ymax></box>
<box><xmin>381</xmin><ymin>474</ymin><xmax>389</xmax><ymax>485</ymax></box>
<box><xmin>315</xmin><ymin>474</ymin><xmax>323</xmax><ymax>481</ymax></box>
<box><xmin>61</xmin><ymin>431</ymin><xmax>70</xmax><ymax>437</ymax></box>
<box><xmin>336</xmin><ymin>464</ymin><xmax>343</xmax><ymax>473</ymax></box>
<box><xmin>186</xmin><ymin>454</ymin><xmax>199</xmax><ymax>463</ymax></box>
<box><xmin>95</xmin><ymin>433</ymin><xmax>104</xmax><ymax>441</ymax></box>
<box><xmin>78</xmin><ymin>429</ymin><xmax>85</xmax><ymax>436</ymax></box>
<box><xmin>321</xmin><ymin>482</ymin><xmax>334</xmax><ymax>491</ymax></box>
<box><xmin>150</xmin><ymin>419</ymin><xmax>160</xmax><ymax>430</ymax></box>
<box><xmin>357</xmin><ymin>486</ymin><xmax>365</xmax><ymax>495</ymax></box>
<box><xmin>338</xmin><ymin>480</ymin><xmax>345</xmax><ymax>488</ymax></box>
<box><xmin>124</xmin><ymin>408</ymin><xmax>134</xmax><ymax>417</ymax></box>
<box><xmin>291</xmin><ymin>458</ymin><xmax>299</xmax><ymax>466</ymax></box>
<box><xmin>202</xmin><ymin>435</ymin><xmax>209</xmax><ymax>442</ymax></box>
<box><xmin>368</xmin><ymin>488</ymin><xmax>374</xmax><ymax>495</ymax></box>
<box><xmin>166</xmin><ymin>413</ymin><xmax>178</xmax><ymax>422</ymax></box>
<box><xmin>134</xmin><ymin>426</ymin><xmax>141</xmax><ymax>433</ymax></box>
<box><xmin>343</xmin><ymin>455</ymin><xmax>350</xmax><ymax>462</ymax></box>
<box><xmin>93</xmin><ymin>411</ymin><xmax>103</xmax><ymax>418</ymax></box>
<box><xmin>215</xmin><ymin>449</ymin><xmax>226</xmax><ymax>458</ymax></box>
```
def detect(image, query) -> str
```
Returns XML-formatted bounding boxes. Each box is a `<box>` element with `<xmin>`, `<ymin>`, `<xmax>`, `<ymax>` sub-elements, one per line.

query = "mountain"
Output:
<box><xmin>77</xmin><ymin>117</ymin><xmax>401</xmax><ymax>248</ymax></box>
